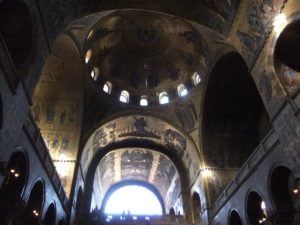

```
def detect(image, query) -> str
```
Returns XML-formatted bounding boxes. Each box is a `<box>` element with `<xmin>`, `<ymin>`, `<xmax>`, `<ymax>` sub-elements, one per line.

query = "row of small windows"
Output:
<box><xmin>85</xmin><ymin>49</ymin><xmax>202</xmax><ymax>105</ymax></box>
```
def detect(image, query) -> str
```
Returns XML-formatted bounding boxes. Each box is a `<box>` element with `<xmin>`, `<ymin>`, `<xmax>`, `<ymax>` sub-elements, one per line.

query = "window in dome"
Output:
<box><xmin>159</xmin><ymin>92</ymin><xmax>169</xmax><ymax>105</ymax></box>
<box><xmin>103</xmin><ymin>81</ymin><xmax>112</xmax><ymax>94</ymax></box>
<box><xmin>85</xmin><ymin>49</ymin><xmax>92</xmax><ymax>64</ymax></box>
<box><xmin>120</xmin><ymin>90</ymin><xmax>130</xmax><ymax>103</ymax></box>
<box><xmin>91</xmin><ymin>67</ymin><xmax>99</xmax><ymax>81</ymax></box>
<box><xmin>177</xmin><ymin>84</ymin><xmax>188</xmax><ymax>97</ymax></box>
<box><xmin>104</xmin><ymin>185</ymin><xmax>163</xmax><ymax>215</ymax></box>
<box><xmin>140</xmin><ymin>96</ymin><xmax>148</xmax><ymax>106</ymax></box>
<box><xmin>87</xmin><ymin>29</ymin><xmax>94</xmax><ymax>40</ymax></box>
<box><xmin>192</xmin><ymin>72</ymin><xmax>201</xmax><ymax>85</ymax></box>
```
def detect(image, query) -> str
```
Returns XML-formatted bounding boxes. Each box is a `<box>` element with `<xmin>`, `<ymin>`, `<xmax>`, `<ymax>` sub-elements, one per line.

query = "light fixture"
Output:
<box><xmin>201</xmin><ymin>168</ymin><xmax>213</xmax><ymax>177</ymax></box>
<box><xmin>10</xmin><ymin>169</ymin><xmax>15</xmax><ymax>173</ymax></box>
<box><xmin>273</xmin><ymin>13</ymin><xmax>287</xmax><ymax>33</ymax></box>
<box><xmin>14</xmin><ymin>173</ymin><xmax>19</xmax><ymax>177</ymax></box>
<box><xmin>32</xmin><ymin>209</ymin><xmax>39</xmax><ymax>217</ymax></box>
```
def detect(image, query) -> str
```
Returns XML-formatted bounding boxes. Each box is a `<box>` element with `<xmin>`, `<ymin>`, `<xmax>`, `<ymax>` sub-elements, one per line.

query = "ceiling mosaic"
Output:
<box><xmin>94</xmin><ymin>148</ymin><xmax>180</xmax><ymax>210</ymax></box>
<box><xmin>84</xmin><ymin>10</ymin><xmax>209</xmax><ymax>105</ymax></box>
<box><xmin>82</xmin><ymin>115</ymin><xmax>201</xmax><ymax>187</ymax></box>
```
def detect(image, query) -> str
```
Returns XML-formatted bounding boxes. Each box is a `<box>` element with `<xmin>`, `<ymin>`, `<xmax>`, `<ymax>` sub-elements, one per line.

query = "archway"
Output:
<box><xmin>43</xmin><ymin>203</ymin><xmax>56</xmax><ymax>225</ymax></box>
<box><xmin>0</xmin><ymin>151</ymin><xmax>28</xmax><ymax>224</ymax></box>
<box><xmin>246</xmin><ymin>192</ymin><xmax>267</xmax><ymax>225</ymax></box>
<box><xmin>23</xmin><ymin>181</ymin><xmax>44</xmax><ymax>225</ymax></box>
<box><xmin>102</xmin><ymin>180</ymin><xmax>164</xmax><ymax>216</ymax></box>
<box><xmin>270</xmin><ymin>166</ymin><xmax>297</xmax><ymax>224</ymax></box>
<box><xmin>201</xmin><ymin>52</ymin><xmax>272</xmax><ymax>203</ymax></box>
<box><xmin>0</xmin><ymin>0</ymin><xmax>34</xmax><ymax>73</ymax></box>
<box><xmin>229</xmin><ymin>210</ymin><xmax>243</xmax><ymax>225</ymax></box>
<box><xmin>274</xmin><ymin>18</ymin><xmax>300</xmax><ymax>95</ymax></box>
<box><xmin>202</xmin><ymin>52</ymin><xmax>271</xmax><ymax>168</ymax></box>
<box><xmin>192</xmin><ymin>192</ymin><xmax>201</xmax><ymax>224</ymax></box>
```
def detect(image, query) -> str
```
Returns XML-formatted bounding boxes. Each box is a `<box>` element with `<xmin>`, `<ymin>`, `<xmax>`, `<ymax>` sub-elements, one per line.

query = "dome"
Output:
<box><xmin>84</xmin><ymin>10</ymin><xmax>207</xmax><ymax>106</ymax></box>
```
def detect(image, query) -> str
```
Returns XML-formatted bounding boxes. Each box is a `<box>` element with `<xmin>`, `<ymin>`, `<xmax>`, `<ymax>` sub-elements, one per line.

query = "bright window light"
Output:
<box><xmin>103</xmin><ymin>81</ymin><xmax>112</xmax><ymax>94</ymax></box>
<box><xmin>140</xmin><ymin>96</ymin><xmax>148</xmax><ymax>106</ymax></box>
<box><xmin>159</xmin><ymin>92</ymin><xmax>169</xmax><ymax>104</ymax></box>
<box><xmin>192</xmin><ymin>72</ymin><xmax>201</xmax><ymax>85</ymax></box>
<box><xmin>177</xmin><ymin>84</ymin><xmax>188</xmax><ymax>97</ymax></box>
<box><xmin>91</xmin><ymin>67</ymin><xmax>99</xmax><ymax>81</ymax></box>
<box><xmin>104</xmin><ymin>185</ymin><xmax>163</xmax><ymax>215</ymax></box>
<box><xmin>120</xmin><ymin>90</ymin><xmax>130</xmax><ymax>103</ymax></box>
<box><xmin>85</xmin><ymin>49</ymin><xmax>92</xmax><ymax>64</ymax></box>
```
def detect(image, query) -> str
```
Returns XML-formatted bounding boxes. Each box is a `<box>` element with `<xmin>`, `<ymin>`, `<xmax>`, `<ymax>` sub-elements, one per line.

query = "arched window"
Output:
<box><xmin>87</xmin><ymin>29</ymin><xmax>94</xmax><ymax>40</ymax></box>
<box><xmin>0</xmin><ymin>151</ymin><xmax>28</xmax><ymax>225</ymax></box>
<box><xmin>43</xmin><ymin>203</ymin><xmax>56</xmax><ymax>225</ymax></box>
<box><xmin>229</xmin><ymin>210</ymin><xmax>243</xmax><ymax>225</ymax></box>
<box><xmin>91</xmin><ymin>67</ymin><xmax>99</xmax><ymax>81</ymax></box>
<box><xmin>104</xmin><ymin>185</ymin><xmax>163</xmax><ymax>215</ymax></box>
<box><xmin>270</xmin><ymin>166</ymin><xmax>297</xmax><ymax>224</ymax></box>
<box><xmin>177</xmin><ymin>84</ymin><xmax>188</xmax><ymax>97</ymax></box>
<box><xmin>274</xmin><ymin>19</ymin><xmax>300</xmax><ymax>95</ymax></box>
<box><xmin>85</xmin><ymin>49</ymin><xmax>92</xmax><ymax>63</ymax></box>
<box><xmin>119</xmin><ymin>90</ymin><xmax>130</xmax><ymax>103</ymax></box>
<box><xmin>192</xmin><ymin>72</ymin><xmax>201</xmax><ymax>85</ymax></box>
<box><xmin>23</xmin><ymin>181</ymin><xmax>44</xmax><ymax>225</ymax></box>
<box><xmin>159</xmin><ymin>91</ymin><xmax>169</xmax><ymax>104</ymax></box>
<box><xmin>103</xmin><ymin>81</ymin><xmax>112</xmax><ymax>94</ymax></box>
<box><xmin>140</xmin><ymin>95</ymin><xmax>148</xmax><ymax>106</ymax></box>
<box><xmin>0</xmin><ymin>0</ymin><xmax>35</xmax><ymax>73</ymax></box>
<box><xmin>246</xmin><ymin>192</ymin><xmax>267</xmax><ymax>225</ymax></box>
<box><xmin>192</xmin><ymin>192</ymin><xmax>201</xmax><ymax>223</ymax></box>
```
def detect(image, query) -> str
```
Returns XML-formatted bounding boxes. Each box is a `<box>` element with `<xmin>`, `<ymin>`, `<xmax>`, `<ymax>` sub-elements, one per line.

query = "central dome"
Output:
<box><xmin>85</xmin><ymin>10</ymin><xmax>208</xmax><ymax>106</ymax></box>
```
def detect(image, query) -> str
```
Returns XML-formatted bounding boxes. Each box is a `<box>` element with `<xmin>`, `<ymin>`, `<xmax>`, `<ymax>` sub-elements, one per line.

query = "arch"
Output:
<box><xmin>43</xmin><ymin>203</ymin><xmax>56</xmax><ymax>225</ymax></box>
<box><xmin>246</xmin><ymin>191</ymin><xmax>267</xmax><ymax>225</ymax></box>
<box><xmin>202</xmin><ymin>52</ymin><xmax>271</xmax><ymax>168</ymax></box>
<box><xmin>0</xmin><ymin>0</ymin><xmax>36</xmax><ymax>74</ymax></box>
<box><xmin>0</xmin><ymin>151</ymin><xmax>28</xmax><ymax>224</ymax></box>
<box><xmin>274</xmin><ymin>17</ymin><xmax>300</xmax><ymax>95</ymax></box>
<box><xmin>228</xmin><ymin>210</ymin><xmax>243</xmax><ymax>225</ymax></box>
<box><xmin>269</xmin><ymin>166</ymin><xmax>297</xmax><ymax>224</ymax></box>
<box><xmin>81</xmin><ymin>141</ymin><xmax>190</xmax><ymax>222</ymax></box>
<box><xmin>169</xmin><ymin>207</ymin><xmax>175</xmax><ymax>215</ymax></box>
<box><xmin>101</xmin><ymin>180</ymin><xmax>165</xmax><ymax>215</ymax></box>
<box><xmin>23</xmin><ymin>180</ymin><xmax>44</xmax><ymax>225</ymax></box>
<box><xmin>192</xmin><ymin>192</ymin><xmax>201</xmax><ymax>223</ymax></box>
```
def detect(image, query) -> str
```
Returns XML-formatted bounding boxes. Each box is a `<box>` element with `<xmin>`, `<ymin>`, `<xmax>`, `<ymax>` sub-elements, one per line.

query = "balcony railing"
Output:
<box><xmin>211</xmin><ymin>128</ymin><xmax>279</xmax><ymax>216</ymax></box>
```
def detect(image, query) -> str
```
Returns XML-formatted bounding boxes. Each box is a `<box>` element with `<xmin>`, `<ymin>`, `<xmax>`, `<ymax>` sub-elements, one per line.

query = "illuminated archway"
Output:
<box><xmin>103</xmin><ymin>181</ymin><xmax>164</xmax><ymax>216</ymax></box>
